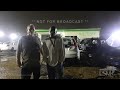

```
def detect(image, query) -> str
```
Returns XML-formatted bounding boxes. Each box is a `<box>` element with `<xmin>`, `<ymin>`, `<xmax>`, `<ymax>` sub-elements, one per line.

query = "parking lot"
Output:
<box><xmin>0</xmin><ymin>55</ymin><xmax>119</xmax><ymax>79</ymax></box>
<box><xmin>0</xmin><ymin>48</ymin><xmax>120</xmax><ymax>79</ymax></box>
<box><xmin>0</xmin><ymin>51</ymin><xmax>101</xmax><ymax>79</ymax></box>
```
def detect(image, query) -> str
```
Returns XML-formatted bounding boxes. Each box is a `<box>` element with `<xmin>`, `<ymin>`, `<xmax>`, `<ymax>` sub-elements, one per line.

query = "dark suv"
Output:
<box><xmin>79</xmin><ymin>38</ymin><xmax>102</xmax><ymax>66</ymax></box>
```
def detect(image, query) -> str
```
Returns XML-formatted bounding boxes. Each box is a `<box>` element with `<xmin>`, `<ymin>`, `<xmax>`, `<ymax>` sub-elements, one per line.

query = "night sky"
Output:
<box><xmin>0</xmin><ymin>11</ymin><xmax>120</xmax><ymax>40</ymax></box>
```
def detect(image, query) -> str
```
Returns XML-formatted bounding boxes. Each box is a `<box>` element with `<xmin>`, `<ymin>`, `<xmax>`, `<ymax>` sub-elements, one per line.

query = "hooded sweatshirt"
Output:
<box><xmin>42</xmin><ymin>35</ymin><xmax>65</xmax><ymax>67</ymax></box>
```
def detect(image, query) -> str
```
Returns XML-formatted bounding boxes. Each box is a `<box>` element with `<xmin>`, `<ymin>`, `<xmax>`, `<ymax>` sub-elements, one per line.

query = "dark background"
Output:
<box><xmin>0</xmin><ymin>11</ymin><xmax>120</xmax><ymax>40</ymax></box>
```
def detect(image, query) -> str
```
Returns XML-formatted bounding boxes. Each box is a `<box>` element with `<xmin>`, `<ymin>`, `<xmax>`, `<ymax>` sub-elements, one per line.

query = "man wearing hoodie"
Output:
<box><xmin>42</xmin><ymin>26</ymin><xmax>65</xmax><ymax>79</ymax></box>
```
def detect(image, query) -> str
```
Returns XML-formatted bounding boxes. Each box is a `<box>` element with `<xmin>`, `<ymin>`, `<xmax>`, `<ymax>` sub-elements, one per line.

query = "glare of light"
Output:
<box><xmin>0</xmin><ymin>31</ymin><xmax>4</xmax><ymax>37</ymax></box>
<box><xmin>106</xmin><ymin>31</ymin><xmax>120</xmax><ymax>47</ymax></box>
<box><xmin>10</xmin><ymin>33</ymin><xmax>18</xmax><ymax>40</ymax></box>
<box><xmin>0</xmin><ymin>43</ymin><xmax>8</xmax><ymax>50</ymax></box>
<box><xmin>111</xmin><ymin>31</ymin><xmax>120</xmax><ymax>40</ymax></box>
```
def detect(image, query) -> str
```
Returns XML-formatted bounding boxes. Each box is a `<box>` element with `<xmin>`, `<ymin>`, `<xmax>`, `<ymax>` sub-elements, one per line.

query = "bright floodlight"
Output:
<box><xmin>106</xmin><ymin>31</ymin><xmax>120</xmax><ymax>47</ymax></box>
<box><xmin>111</xmin><ymin>31</ymin><xmax>120</xmax><ymax>40</ymax></box>
<box><xmin>0</xmin><ymin>31</ymin><xmax>4</xmax><ymax>37</ymax></box>
<box><xmin>10</xmin><ymin>33</ymin><xmax>18</xmax><ymax>40</ymax></box>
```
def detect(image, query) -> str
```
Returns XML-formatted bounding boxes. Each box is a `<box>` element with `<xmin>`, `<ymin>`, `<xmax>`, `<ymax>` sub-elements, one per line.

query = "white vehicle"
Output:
<box><xmin>0</xmin><ymin>41</ymin><xmax>17</xmax><ymax>51</ymax></box>
<box><xmin>0</xmin><ymin>42</ymin><xmax>8</xmax><ymax>50</ymax></box>
<box><xmin>63</xmin><ymin>37</ymin><xmax>78</xmax><ymax>59</ymax></box>
<box><xmin>4</xmin><ymin>41</ymin><xmax>17</xmax><ymax>51</ymax></box>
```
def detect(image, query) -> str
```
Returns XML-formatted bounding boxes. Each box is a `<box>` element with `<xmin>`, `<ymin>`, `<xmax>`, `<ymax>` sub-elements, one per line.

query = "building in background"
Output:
<box><xmin>35</xmin><ymin>28</ymin><xmax>100</xmax><ymax>40</ymax></box>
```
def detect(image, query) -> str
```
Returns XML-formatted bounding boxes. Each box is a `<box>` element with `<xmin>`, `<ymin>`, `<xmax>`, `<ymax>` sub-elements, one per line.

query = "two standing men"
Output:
<box><xmin>16</xmin><ymin>24</ymin><xmax>65</xmax><ymax>79</ymax></box>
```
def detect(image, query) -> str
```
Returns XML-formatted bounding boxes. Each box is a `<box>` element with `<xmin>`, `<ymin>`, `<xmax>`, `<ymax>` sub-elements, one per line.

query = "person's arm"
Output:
<box><xmin>37</xmin><ymin>37</ymin><xmax>43</xmax><ymax>56</ymax></box>
<box><xmin>16</xmin><ymin>38</ymin><xmax>22</xmax><ymax>68</ymax></box>
<box><xmin>42</xmin><ymin>41</ymin><xmax>49</xmax><ymax>63</ymax></box>
<box><xmin>59</xmin><ymin>38</ymin><xmax>65</xmax><ymax>63</ymax></box>
<box><xmin>39</xmin><ymin>42</ymin><xmax>43</xmax><ymax>56</ymax></box>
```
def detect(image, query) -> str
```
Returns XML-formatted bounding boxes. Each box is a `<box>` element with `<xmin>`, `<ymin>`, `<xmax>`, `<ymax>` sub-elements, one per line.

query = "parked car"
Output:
<box><xmin>63</xmin><ymin>37</ymin><xmax>78</xmax><ymax>59</ymax></box>
<box><xmin>78</xmin><ymin>37</ymin><xmax>102</xmax><ymax>66</ymax></box>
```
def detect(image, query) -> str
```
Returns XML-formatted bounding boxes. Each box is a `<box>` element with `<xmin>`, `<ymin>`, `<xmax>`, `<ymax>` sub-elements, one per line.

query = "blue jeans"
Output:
<box><xmin>47</xmin><ymin>62</ymin><xmax>64</xmax><ymax>79</ymax></box>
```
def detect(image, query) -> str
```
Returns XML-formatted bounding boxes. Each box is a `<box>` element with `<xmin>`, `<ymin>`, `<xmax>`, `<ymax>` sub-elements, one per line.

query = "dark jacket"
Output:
<box><xmin>16</xmin><ymin>35</ymin><xmax>42</xmax><ymax>66</ymax></box>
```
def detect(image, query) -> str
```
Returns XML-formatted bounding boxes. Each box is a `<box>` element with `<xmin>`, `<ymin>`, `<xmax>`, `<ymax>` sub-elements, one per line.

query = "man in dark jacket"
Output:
<box><xmin>16</xmin><ymin>24</ymin><xmax>42</xmax><ymax>79</ymax></box>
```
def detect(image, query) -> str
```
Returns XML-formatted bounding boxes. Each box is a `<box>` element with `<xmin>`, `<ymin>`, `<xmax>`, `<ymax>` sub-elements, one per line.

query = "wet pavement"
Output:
<box><xmin>0</xmin><ymin>55</ymin><xmax>100</xmax><ymax>79</ymax></box>
<box><xmin>0</xmin><ymin>56</ymin><xmax>21</xmax><ymax>79</ymax></box>
<box><xmin>0</xmin><ymin>51</ymin><xmax>118</xmax><ymax>79</ymax></box>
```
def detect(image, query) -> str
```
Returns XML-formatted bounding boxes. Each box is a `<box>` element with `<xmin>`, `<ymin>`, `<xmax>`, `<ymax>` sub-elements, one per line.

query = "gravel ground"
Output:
<box><xmin>1</xmin><ymin>51</ymin><xmax>120</xmax><ymax>79</ymax></box>
<box><xmin>0</xmin><ymin>55</ymin><xmax>102</xmax><ymax>79</ymax></box>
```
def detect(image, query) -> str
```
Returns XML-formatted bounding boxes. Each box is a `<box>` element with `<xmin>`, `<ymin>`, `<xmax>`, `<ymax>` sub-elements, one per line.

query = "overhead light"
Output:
<box><xmin>106</xmin><ymin>31</ymin><xmax>120</xmax><ymax>47</ymax></box>
<box><xmin>10</xmin><ymin>33</ymin><xmax>18</xmax><ymax>40</ymax></box>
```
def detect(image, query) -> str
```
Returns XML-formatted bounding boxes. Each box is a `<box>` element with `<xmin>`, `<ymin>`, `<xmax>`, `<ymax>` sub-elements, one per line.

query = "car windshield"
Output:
<box><xmin>63</xmin><ymin>38</ymin><xmax>72</xmax><ymax>45</ymax></box>
<box><xmin>80</xmin><ymin>38</ymin><xmax>100</xmax><ymax>45</ymax></box>
<box><xmin>80</xmin><ymin>38</ymin><xmax>90</xmax><ymax>44</ymax></box>
<box><xmin>63</xmin><ymin>38</ymin><xmax>75</xmax><ymax>47</ymax></box>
